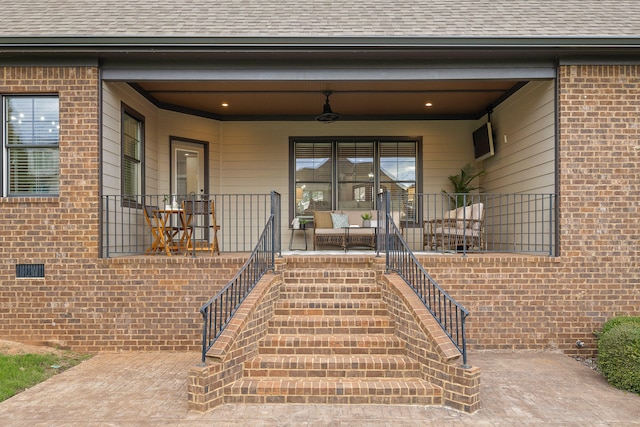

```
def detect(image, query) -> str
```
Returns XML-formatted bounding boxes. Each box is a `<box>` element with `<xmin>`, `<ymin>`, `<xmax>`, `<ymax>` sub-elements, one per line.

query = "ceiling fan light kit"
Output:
<box><xmin>315</xmin><ymin>91</ymin><xmax>341</xmax><ymax>123</ymax></box>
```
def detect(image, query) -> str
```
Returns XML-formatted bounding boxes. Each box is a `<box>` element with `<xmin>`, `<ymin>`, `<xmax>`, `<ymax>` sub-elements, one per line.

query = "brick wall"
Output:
<box><xmin>419</xmin><ymin>65</ymin><xmax>640</xmax><ymax>357</ymax></box>
<box><xmin>1</xmin><ymin>64</ymin><xmax>638</xmax><ymax>357</ymax></box>
<box><xmin>0</xmin><ymin>66</ymin><xmax>243</xmax><ymax>352</ymax></box>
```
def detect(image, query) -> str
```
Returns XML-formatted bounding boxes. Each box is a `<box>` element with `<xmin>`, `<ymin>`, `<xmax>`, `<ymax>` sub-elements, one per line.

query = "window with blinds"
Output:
<box><xmin>122</xmin><ymin>107</ymin><xmax>144</xmax><ymax>201</ymax></box>
<box><xmin>291</xmin><ymin>137</ymin><xmax>418</xmax><ymax>219</ymax></box>
<box><xmin>294</xmin><ymin>141</ymin><xmax>332</xmax><ymax>215</ymax></box>
<box><xmin>4</xmin><ymin>96</ymin><xmax>60</xmax><ymax>195</ymax></box>
<box><xmin>337</xmin><ymin>142</ymin><xmax>374</xmax><ymax>210</ymax></box>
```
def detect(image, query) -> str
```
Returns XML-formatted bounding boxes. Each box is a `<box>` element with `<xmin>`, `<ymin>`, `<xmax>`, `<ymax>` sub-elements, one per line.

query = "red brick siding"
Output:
<box><xmin>1</xmin><ymin>64</ymin><xmax>639</xmax><ymax>357</ymax></box>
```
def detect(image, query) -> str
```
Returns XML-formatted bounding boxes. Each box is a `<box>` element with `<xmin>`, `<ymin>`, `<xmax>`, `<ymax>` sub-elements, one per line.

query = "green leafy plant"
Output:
<box><xmin>597</xmin><ymin>319</ymin><xmax>640</xmax><ymax>394</ymax></box>
<box><xmin>361</xmin><ymin>212</ymin><xmax>372</xmax><ymax>221</ymax></box>
<box><xmin>442</xmin><ymin>162</ymin><xmax>485</xmax><ymax>207</ymax></box>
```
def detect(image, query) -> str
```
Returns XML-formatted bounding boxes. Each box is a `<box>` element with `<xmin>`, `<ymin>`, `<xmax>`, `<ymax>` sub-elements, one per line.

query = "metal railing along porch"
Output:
<box><xmin>101</xmin><ymin>193</ymin><xmax>279</xmax><ymax>257</ymax></box>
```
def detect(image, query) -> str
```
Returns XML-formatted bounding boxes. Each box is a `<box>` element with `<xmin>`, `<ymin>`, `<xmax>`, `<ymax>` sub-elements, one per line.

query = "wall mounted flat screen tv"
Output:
<box><xmin>472</xmin><ymin>122</ymin><xmax>495</xmax><ymax>161</ymax></box>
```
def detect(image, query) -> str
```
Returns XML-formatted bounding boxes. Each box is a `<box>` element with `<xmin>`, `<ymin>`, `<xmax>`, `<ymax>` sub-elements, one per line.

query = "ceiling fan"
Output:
<box><xmin>315</xmin><ymin>91</ymin><xmax>341</xmax><ymax>123</ymax></box>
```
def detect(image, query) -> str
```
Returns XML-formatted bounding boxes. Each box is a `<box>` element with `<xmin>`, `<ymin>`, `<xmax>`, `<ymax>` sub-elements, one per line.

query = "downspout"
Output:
<box><xmin>97</xmin><ymin>65</ymin><xmax>104</xmax><ymax>258</ymax></box>
<box><xmin>554</xmin><ymin>57</ymin><xmax>561</xmax><ymax>257</ymax></box>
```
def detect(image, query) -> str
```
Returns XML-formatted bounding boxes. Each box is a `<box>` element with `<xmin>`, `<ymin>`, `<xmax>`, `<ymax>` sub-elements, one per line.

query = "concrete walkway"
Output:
<box><xmin>0</xmin><ymin>351</ymin><xmax>638</xmax><ymax>426</ymax></box>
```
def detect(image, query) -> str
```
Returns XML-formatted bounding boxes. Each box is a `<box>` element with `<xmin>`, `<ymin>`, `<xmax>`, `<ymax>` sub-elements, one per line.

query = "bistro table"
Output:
<box><xmin>153</xmin><ymin>208</ymin><xmax>190</xmax><ymax>255</ymax></box>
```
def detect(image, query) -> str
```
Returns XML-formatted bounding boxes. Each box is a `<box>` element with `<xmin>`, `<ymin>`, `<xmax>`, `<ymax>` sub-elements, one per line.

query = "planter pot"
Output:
<box><xmin>363</xmin><ymin>220</ymin><xmax>371</xmax><ymax>227</ymax></box>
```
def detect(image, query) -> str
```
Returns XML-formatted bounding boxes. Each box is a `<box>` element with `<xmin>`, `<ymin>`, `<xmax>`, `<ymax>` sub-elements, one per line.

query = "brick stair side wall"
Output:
<box><xmin>380</xmin><ymin>273</ymin><xmax>481</xmax><ymax>413</ymax></box>
<box><xmin>188</xmin><ymin>272</ymin><xmax>282</xmax><ymax>412</ymax></box>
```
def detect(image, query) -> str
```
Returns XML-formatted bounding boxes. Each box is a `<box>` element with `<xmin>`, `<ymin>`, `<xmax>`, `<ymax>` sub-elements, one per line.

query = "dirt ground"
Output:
<box><xmin>0</xmin><ymin>340</ymin><xmax>69</xmax><ymax>356</ymax></box>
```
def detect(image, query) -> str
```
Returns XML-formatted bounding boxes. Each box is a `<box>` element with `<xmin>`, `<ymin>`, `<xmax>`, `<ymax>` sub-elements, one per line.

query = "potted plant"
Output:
<box><xmin>442</xmin><ymin>162</ymin><xmax>485</xmax><ymax>208</ymax></box>
<box><xmin>299</xmin><ymin>219</ymin><xmax>307</xmax><ymax>230</ymax></box>
<box><xmin>361</xmin><ymin>212</ymin><xmax>372</xmax><ymax>227</ymax></box>
<box><xmin>163</xmin><ymin>194</ymin><xmax>179</xmax><ymax>210</ymax></box>
<box><xmin>163</xmin><ymin>195</ymin><xmax>172</xmax><ymax>210</ymax></box>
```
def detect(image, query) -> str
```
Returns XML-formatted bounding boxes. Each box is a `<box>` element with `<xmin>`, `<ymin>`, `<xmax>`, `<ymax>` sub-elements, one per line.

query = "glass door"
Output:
<box><xmin>171</xmin><ymin>138</ymin><xmax>207</xmax><ymax>199</ymax></box>
<box><xmin>170</xmin><ymin>138</ymin><xmax>209</xmax><ymax>245</ymax></box>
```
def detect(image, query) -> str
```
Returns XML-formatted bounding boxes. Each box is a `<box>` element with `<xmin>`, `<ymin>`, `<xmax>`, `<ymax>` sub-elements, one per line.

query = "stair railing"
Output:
<box><xmin>378</xmin><ymin>191</ymin><xmax>470</xmax><ymax>367</ymax></box>
<box><xmin>198</xmin><ymin>191</ymin><xmax>280</xmax><ymax>363</ymax></box>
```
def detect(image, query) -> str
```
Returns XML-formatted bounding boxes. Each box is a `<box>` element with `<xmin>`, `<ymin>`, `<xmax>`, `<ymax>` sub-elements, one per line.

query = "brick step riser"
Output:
<box><xmin>276</xmin><ymin>299</ymin><xmax>386</xmax><ymax>307</ymax></box>
<box><xmin>223</xmin><ymin>394</ymin><xmax>441</xmax><ymax>405</ymax></box>
<box><xmin>274</xmin><ymin>308</ymin><xmax>390</xmax><ymax>316</ymax></box>
<box><xmin>268</xmin><ymin>317</ymin><xmax>393</xmax><ymax>328</ymax></box>
<box><xmin>244</xmin><ymin>357</ymin><xmax>422</xmax><ymax>378</ymax></box>
<box><xmin>282</xmin><ymin>273</ymin><xmax>378</xmax><ymax>286</ymax></box>
<box><xmin>259</xmin><ymin>336</ymin><xmax>405</xmax><ymax>349</ymax></box>
<box><xmin>258</xmin><ymin>347</ymin><xmax>407</xmax><ymax>356</ymax></box>
<box><xmin>275</xmin><ymin>300</ymin><xmax>387</xmax><ymax>309</ymax></box>
<box><xmin>224</xmin><ymin>380</ymin><xmax>442</xmax><ymax>405</ymax></box>
<box><xmin>283</xmin><ymin>269</ymin><xmax>377</xmax><ymax>277</ymax></box>
<box><xmin>266</xmin><ymin>326</ymin><xmax>396</xmax><ymax>335</ymax></box>
<box><xmin>283</xmin><ymin>275</ymin><xmax>377</xmax><ymax>282</ymax></box>
<box><xmin>244</xmin><ymin>368</ymin><xmax>423</xmax><ymax>378</ymax></box>
<box><xmin>284</xmin><ymin>262</ymin><xmax>376</xmax><ymax>268</ymax></box>
<box><xmin>280</xmin><ymin>283</ymin><xmax>381</xmax><ymax>291</ymax></box>
<box><xmin>279</xmin><ymin>292</ymin><xmax>383</xmax><ymax>300</ymax></box>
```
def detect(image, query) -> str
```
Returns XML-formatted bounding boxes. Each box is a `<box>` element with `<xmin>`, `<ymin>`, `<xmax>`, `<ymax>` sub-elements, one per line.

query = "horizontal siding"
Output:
<box><xmin>102</xmin><ymin>82</ymin><xmax>159</xmax><ymax>196</ymax></box>
<box><xmin>482</xmin><ymin>80</ymin><xmax>556</xmax><ymax>194</ymax></box>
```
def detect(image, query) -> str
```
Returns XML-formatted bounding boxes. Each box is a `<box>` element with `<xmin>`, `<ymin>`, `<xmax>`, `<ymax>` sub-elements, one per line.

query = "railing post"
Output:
<box><xmin>200</xmin><ymin>307</ymin><xmax>209</xmax><ymax>365</ymax></box>
<box><xmin>461</xmin><ymin>313</ymin><xmax>469</xmax><ymax>368</ymax></box>
<box><xmin>462</xmin><ymin>193</ymin><xmax>467</xmax><ymax>257</ymax></box>
<box><xmin>104</xmin><ymin>196</ymin><xmax>110</xmax><ymax>258</ymax></box>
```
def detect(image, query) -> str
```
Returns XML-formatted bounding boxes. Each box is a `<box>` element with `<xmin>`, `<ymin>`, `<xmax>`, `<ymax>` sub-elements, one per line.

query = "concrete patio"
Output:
<box><xmin>0</xmin><ymin>350</ymin><xmax>638</xmax><ymax>426</ymax></box>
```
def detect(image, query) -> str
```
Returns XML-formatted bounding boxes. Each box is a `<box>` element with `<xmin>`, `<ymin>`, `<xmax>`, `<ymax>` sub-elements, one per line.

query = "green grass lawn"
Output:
<box><xmin>0</xmin><ymin>351</ymin><xmax>91</xmax><ymax>402</ymax></box>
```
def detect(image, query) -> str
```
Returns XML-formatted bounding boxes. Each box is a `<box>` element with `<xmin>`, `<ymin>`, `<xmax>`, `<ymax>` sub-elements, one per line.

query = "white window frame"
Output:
<box><xmin>3</xmin><ymin>95</ymin><xmax>60</xmax><ymax>196</ymax></box>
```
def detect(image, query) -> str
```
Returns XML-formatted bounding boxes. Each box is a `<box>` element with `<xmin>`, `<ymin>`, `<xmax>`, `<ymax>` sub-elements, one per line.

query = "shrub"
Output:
<box><xmin>600</xmin><ymin>316</ymin><xmax>640</xmax><ymax>336</ymax></box>
<box><xmin>597</xmin><ymin>322</ymin><xmax>640</xmax><ymax>394</ymax></box>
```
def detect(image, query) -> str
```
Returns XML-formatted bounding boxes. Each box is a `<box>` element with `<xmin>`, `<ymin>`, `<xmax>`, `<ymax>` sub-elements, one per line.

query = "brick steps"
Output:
<box><xmin>274</xmin><ymin>299</ymin><xmax>388</xmax><ymax>316</ymax></box>
<box><xmin>244</xmin><ymin>354</ymin><xmax>422</xmax><ymax>378</ymax></box>
<box><xmin>267</xmin><ymin>316</ymin><xmax>395</xmax><ymax>335</ymax></box>
<box><xmin>279</xmin><ymin>283</ymin><xmax>383</xmax><ymax>301</ymax></box>
<box><xmin>225</xmin><ymin>378</ymin><xmax>442</xmax><ymax>405</ymax></box>
<box><xmin>227</xmin><ymin>267</ymin><xmax>442</xmax><ymax>405</ymax></box>
<box><xmin>258</xmin><ymin>334</ymin><xmax>407</xmax><ymax>355</ymax></box>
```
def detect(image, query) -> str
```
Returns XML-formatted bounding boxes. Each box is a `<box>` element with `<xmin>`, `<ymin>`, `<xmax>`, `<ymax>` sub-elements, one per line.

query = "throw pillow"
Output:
<box><xmin>331</xmin><ymin>213</ymin><xmax>350</xmax><ymax>229</ymax></box>
<box><xmin>313</xmin><ymin>211</ymin><xmax>334</xmax><ymax>229</ymax></box>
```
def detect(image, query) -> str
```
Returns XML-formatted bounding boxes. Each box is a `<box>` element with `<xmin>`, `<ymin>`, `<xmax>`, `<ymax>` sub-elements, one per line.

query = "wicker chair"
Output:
<box><xmin>424</xmin><ymin>202</ymin><xmax>484</xmax><ymax>251</ymax></box>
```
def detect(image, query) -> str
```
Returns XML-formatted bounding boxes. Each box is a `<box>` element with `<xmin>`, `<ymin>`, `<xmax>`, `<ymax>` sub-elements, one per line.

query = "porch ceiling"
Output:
<box><xmin>133</xmin><ymin>79</ymin><xmax>526</xmax><ymax>120</ymax></box>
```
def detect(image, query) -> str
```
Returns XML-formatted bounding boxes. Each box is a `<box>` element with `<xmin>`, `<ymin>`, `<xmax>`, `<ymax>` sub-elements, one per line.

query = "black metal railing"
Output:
<box><xmin>392</xmin><ymin>192</ymin><xmax>556</xmax><ymax>256</ymax></box>
<box><xmin>379</xmin><ymin>191</ymin><xmax>470</xmax><ymax>366</ymax></box>
<box><xmin>101</xmin><ymin>191</ymin><xmax>555</xmax><ymax>258</ymax></box>
<box><xmin>100</xmin><ymin>193</ymin><xmax>279</xmax><ymax>257</ymax></box>
<box><xmin>198</xmin><ymin>191</ymin><xmax>280</xmax><ymax>363</ymax></box>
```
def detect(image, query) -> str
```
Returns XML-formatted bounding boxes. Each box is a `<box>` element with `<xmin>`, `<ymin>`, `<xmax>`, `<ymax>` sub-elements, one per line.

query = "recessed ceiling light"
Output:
<box><xmin>425</xmin><ymin>102</ymin><xmax>433</xmax><ymax>107</ymax></box>
<box><xmin>221</xmin><ymin>102</ymin><xmax>229</xmax><ymax>107</ymax></box>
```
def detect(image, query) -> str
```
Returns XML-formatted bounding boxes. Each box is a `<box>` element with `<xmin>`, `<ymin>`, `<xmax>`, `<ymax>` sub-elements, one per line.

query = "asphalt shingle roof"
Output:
<box><xmin>0</xmin><ymin>0</ymin><xmax>639</xmax><ymax>39</ymax></box>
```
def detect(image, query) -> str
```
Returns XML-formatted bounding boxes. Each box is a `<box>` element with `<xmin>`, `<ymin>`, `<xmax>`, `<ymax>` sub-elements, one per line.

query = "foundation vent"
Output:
<box><xmin>16</xmin><ymin>263</ymin><xmax>45</xmax><ymax>278</ymax></box>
